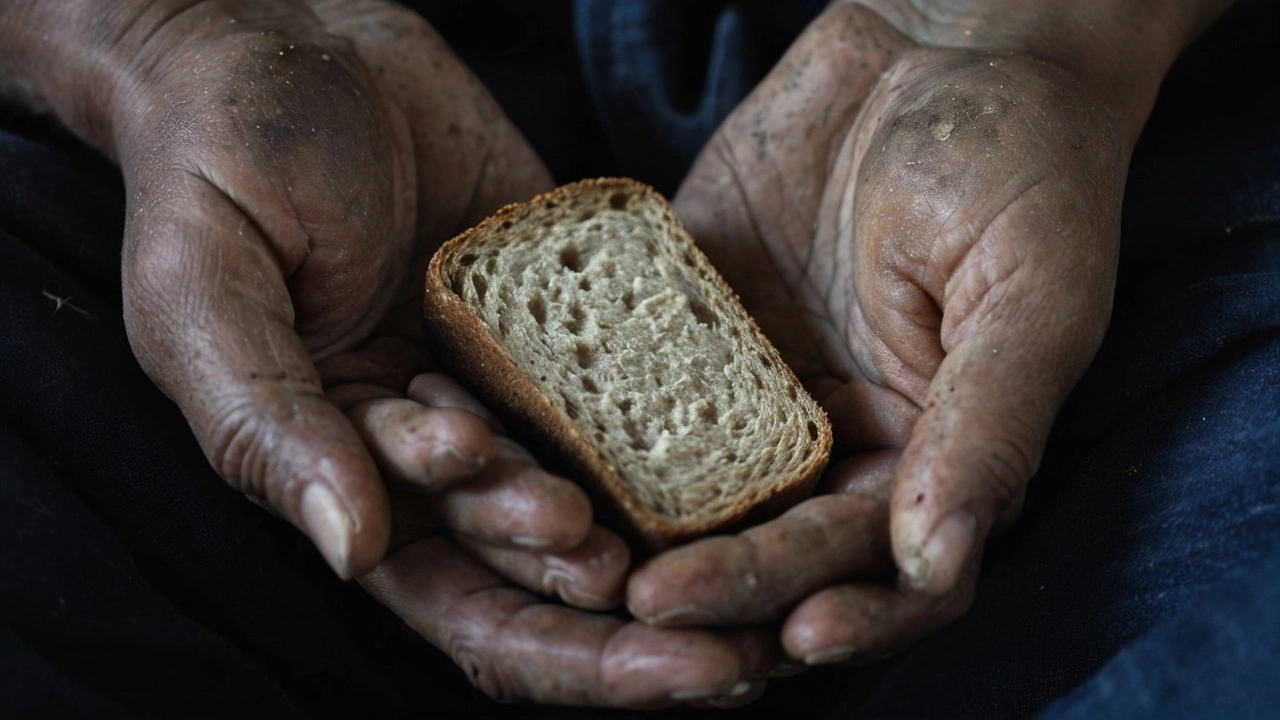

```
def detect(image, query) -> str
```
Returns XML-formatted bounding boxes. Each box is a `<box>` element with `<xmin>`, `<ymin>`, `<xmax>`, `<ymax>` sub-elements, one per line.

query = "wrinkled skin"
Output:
<box><xmin>25</xmin><ymin>0</ymin><xmax>773</xmax><ymax>707</ymax></box>
<box><xmin>2</xmin><ymin>0</ymin><xmax>1229</xmax><ymax>708</ymax></box>
<box><xmin>628</xmin><ymin>0</ymin><xmax>1202</xmax><ymax>672</ymax></box>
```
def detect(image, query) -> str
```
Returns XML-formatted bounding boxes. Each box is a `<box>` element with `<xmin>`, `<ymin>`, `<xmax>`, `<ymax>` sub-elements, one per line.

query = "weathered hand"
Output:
<box><xmin>631</xmin><ymin>0</ymin><xmax>1211</xmax><ymax>667</ymax></box>
<box><xmin>101</xmin><ymin>0</ymin><xmax>553</xmax><ymax>577</ymax></box>
<box><xmin>355</xmin><ymin>374</ymin><xmax>775</xmax><ymax>708</ymax></box>
<box><xmin>2</xmin><ymin>0</ymin><xmax>779</xmax><ymax>705</ymax></box>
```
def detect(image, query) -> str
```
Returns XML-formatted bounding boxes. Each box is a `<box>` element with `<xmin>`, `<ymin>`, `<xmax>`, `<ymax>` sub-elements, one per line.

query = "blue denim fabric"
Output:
<box><xmin>569</xmin><ymin>2</ymin><xmax>1280</xmax><ymax>718</ymax></box>
<box><xmin>573</xmin><ymin>0</ymin><xmax>827</xmax><ymax>195</ymax></box>
<box><xmin>0</xmin><ymin>0</ymin><xmax>1277</xmax><ymax>717</ymax></box>
<box><xmin>1039</xmin><ymin>532</ymin><xmax>1280</xmax><ymax>720</ymax></box>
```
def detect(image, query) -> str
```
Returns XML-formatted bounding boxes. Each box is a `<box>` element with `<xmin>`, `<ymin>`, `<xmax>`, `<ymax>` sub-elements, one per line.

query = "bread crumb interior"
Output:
<box><xmin>447</xmin><ymin>194</ymin><xmax>821</xmax><ymax>521</ymax></box>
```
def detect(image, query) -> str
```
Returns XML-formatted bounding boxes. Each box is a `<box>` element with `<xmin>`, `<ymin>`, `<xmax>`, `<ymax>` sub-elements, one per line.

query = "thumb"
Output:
<box><xmin>123</xmin><ymin>175</ymin><xmax>390</xmax><ymax>578</ymax></box>
<box><xmin>890</xmin><ymin>271</ymin><xmax>1109</xmax><ymax>596</ymax></box>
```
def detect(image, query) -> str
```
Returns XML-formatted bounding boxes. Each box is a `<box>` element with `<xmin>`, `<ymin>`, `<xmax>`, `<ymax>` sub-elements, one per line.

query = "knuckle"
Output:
<box><xmin>446</xmin><ymin>634</ymin><xmax>524</xmax><ymax>704</ymax></box>
<box><xmin>202</xmin><ymin>382</ymin><xmax>324</xmax><ymax>499</ymax></box>
<box><xmin>975</xmin><ymin>433</ymin><xmax>1036</xmax><ymax>511</ymax></box>
<box><xmin>205</xmin><ymin>396</ymin><xmax>274</xmax><ymax>497</ymax></box>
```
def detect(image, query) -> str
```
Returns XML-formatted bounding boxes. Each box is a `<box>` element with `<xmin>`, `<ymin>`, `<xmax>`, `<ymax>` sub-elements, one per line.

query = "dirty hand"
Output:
<box><xmin>3</xmin><ymin>0</ymin><xmax>771</xmax><ymax>705</ymax></box>
<box><xmin>630</xmin><ymin>0</ymin><xmax>1228</xmax><ymax>669</ymax></box>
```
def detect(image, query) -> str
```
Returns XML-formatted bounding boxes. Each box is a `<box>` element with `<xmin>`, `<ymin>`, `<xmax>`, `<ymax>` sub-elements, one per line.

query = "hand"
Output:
<box><xmin>3</xmin><ymin>0</ymin><xmax>772</xmax><ymax>705</ymax></box>
<box><xmin>355</xmin><ymin>374</ymin><xmax>776</xmax><ymax>708</ymax></box>
<box><xmin>103</xmin><ymin>0</ymin><xmax>557</xmax><ymax>577</ymax></box>
<box><xmin>630</xmin><ymin>0</ymin><xmax>1215</xmax><ymax>667</ymax></box>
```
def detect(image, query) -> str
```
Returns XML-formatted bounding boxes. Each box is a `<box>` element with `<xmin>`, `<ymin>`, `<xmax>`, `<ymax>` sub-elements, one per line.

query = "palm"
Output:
<box><xmin>287</xmin><ymin>1</ymin><xmax>553</xmax><ymax>366</ymax></box>
<box><xmin>676</xmin><ymin>7</ymin><xmax>1122</xmax><ymax>469</ymax></box>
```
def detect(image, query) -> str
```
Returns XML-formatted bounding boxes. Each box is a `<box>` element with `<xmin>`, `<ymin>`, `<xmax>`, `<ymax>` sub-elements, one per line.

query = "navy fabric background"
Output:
<box><xmin>1</xmin><ymin>1</ymin><xmax>1277</xmax><ymax>717</ymax></box>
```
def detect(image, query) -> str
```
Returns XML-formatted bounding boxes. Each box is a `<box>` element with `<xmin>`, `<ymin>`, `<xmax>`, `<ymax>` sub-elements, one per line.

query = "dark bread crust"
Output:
<box><xmin>423</xmin><ymin>178</ymin><xmax>832</xmax><ymax>553</ymax></box>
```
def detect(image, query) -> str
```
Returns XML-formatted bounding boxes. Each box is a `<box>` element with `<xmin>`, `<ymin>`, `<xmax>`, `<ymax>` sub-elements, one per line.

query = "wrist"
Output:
<box><xmin>846</xmin><ymin>0</ymin><xmax>1238</xmax><ymax>143</ymax></box>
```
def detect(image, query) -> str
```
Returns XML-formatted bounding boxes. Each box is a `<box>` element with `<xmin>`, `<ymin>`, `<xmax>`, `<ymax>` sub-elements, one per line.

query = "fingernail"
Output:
<box><xmin>905</xmin><ymin>510</ymin><xmax>976</xmax><ymax>594</ymax></box>
<box><xmin>511</xmin><ymin>535</ymin><xmax>555</xmax><ymax>549</ymax></box>
<box><xmin>445</xmin><ymin>446</ymin><xmax>485</xmax><ymax>470</ymax></box>
<box><xmin>695</xmin><ymin>681</ymin><xmax>762</xmax><ymax>709</ymax></box>
<box><xmin>543</xmin><ymin>569</ymin><xmax>611</xmax><ymax>609</ymax></box>
<box><xmin>300</xmin><ymin>484</ymin><xmax>354</xmax><ymax>579</ymax></box>
<box><xmin>804</xmin><ymin>645</ymin><xmax>856</xmax><ymax>666</ymax></box>
<box><xmin>670</xmin><ymin>688</ymin><xmax>723</xmax><ymax>702</ymax></box>
<box><xmin>727</xmin><ymin>681</ymin><xmax>752</xmax><ymax>698</ymax></box>
<box><xmin>634</xmin><ymin>604</ymin><xmax>722</xmax><ymax>626</ymax></box>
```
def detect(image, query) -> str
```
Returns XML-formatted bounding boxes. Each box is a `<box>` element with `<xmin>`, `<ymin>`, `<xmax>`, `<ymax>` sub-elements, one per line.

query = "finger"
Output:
<box><xmin>721</xmin><ymin>625</ymin><xmax>785</xmax><ymax>680</ymax></box>
<box><xmin>819</xmin><ymin>448</ymin><xmax>901</xmax><ymax>498</ymax></box>
<box><xmin>418</xmin><ymin>457</ymin><xmax>592</xmax><ymax>551</ymax></box>
<box><xmin>362</xmin><ymin>537</ymin><xmax>753</xmax><ymax>708</ymax></box>
<box><xmin>407</xmin><ymin>372</ymin><xmax>504</xmax><ymax>433</ymax></box>
<box><xmin>781</xmin><ymin>562</ymin><xmax>979</xmax><ymax>666</ymax></box>
<box><xmin>454</xmin><ymin>526</ymin><xmax>630</xmax><ymax>610</ymax></box>
<box><xmin>694</xmin><ymin>680</ymin><xmax>768</xmax><ymax>710</ymax></box>
<box><xmin>628</xmin><ymin>492</ymin><xmax>893</xmax><ymax>626</ymax></box>
<box><xmin>492</xmin><ymin>435</ymin><xmax>540</xmax><ymax>466</ymax></box>
<box><xmin>123</xmin><ymin>178</ymin><xmax>389</xmax><ymax>578</ymax></box>
<box><xmin>889</xmin><ymin>292</ymin><xmax>1104</xmax><ymax>596</ymax></box>
<box><xmin>346</xmin><ymin>398</ymin><xmax>493</xmax><ymax>490</ymax></box>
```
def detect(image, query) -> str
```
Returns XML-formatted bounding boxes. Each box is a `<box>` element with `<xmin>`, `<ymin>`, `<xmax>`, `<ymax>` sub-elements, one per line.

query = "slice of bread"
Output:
<box><xmin>423</xmin><ymin>178</ymin><xmax>832</xmax><ymax>552</ymax></box>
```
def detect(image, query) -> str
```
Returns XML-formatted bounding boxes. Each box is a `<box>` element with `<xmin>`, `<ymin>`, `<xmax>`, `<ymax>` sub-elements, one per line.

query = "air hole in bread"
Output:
<box><xmin>689</xmin><ymin>297</ymin><xmax>718</xmax><ymax>328</ymax></box>
<box><xmin>697</xmin><ymin>400</ymin><xmax>718</xmax><ymax>423</ymax></box>
<box><xmin>566</xmin><ymin>304</ymin><xmax>585</xmax><ymax>335</ymax></box>
<box><xmin>527</xmin><ymin>296</ymin><xmax>546</xmax><ymax>326</ymax></box>
<box><xmin>560</xmin><ymin>245</ymin><xmax>582</xmax><ymax>272</ymax></box>
<box><xmin>575</xmin><ymin>343</ymin><xmax>594</xmax><ymax>369</ymax></box>
<box><xmin>471</xmin><ymin>274</ymin><xmax>488</xmax><ymax>305</ymax></box>
<box><xmin>501</xmin><ymin>220</ymin><xmax>513</xmax><ymax>229</ymax></box>
<box><xmin>432</xmin><ymin>180</ymin><xmax>831</xmax><ymax>532</ymax></box>
<box><xmin>563</xmin><ymin>396</ymin><xmax>580</xmax><ymax>419</ymax></box>
<box><xmin>623</xmin><ymin>418</ymin><xmax>649</xmax><ymax>451</ymax></box>
<box><xmin>788</xmin><ymin>385</ymin><xmax>798</xmax><ymax>401</ymax></box>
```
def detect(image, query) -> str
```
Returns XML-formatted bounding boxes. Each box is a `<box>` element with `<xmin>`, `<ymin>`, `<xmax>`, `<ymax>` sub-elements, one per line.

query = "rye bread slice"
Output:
<box><xmin>423</xmin><ymin>178</ymin><xmax>831</xmax><ymax>552</ymax></box>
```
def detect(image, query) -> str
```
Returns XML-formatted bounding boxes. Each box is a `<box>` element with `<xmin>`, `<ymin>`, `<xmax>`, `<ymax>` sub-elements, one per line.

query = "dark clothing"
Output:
<box><xmin>2</xmin><ymin>1</ymin><xmax>1278</xmax><ymax>718</ymax></box>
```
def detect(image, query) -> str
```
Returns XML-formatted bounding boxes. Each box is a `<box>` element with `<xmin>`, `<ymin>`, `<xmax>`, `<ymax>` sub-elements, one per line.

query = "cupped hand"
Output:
<box><xmin>74</xmin><ymin>0</ymin><xmax>769</xmax><ymax>705</ymax></box>
<box><xmin>631</xmin><ymin>0</ymin><xmax>1152</xmax><ymax>666</ymax></box>
<box><xmin>355</xmin><ymin>374</ymin><xmax>774</xmax><ymax>708</ymax></box>
<box><xmin>111</xmin><ymin>0</ymin><xmax>548</xmax><ymax>577</ymax></box>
